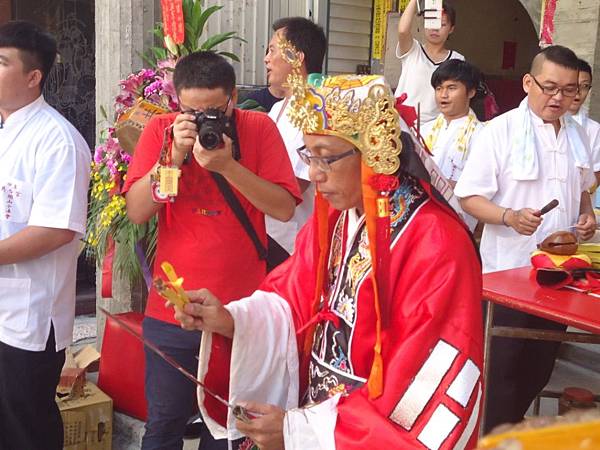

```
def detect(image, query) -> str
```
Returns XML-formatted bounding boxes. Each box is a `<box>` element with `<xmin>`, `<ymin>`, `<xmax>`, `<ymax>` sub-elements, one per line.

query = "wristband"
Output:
<box><xmin>501</xmin><ymin>208</ymin><xmax>511</xmax><ymax>227</ymax></box>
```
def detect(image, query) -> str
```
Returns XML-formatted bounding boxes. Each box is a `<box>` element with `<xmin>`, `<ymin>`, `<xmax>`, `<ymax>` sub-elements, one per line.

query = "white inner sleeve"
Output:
<box><xmin>197</xmin><ymin>290</ymin><xmax>300</xmax><ymax>441</ymax></box>
<box><xmin>284</xmin><ymin>394</ymin><xmax>340</xmax><ymax>450</ymax></box>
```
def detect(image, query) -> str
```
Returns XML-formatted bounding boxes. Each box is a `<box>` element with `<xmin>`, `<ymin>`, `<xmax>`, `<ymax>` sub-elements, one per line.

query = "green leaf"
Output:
<box><xmin>151</xmin><ymin>47</ymin><xmax>164</xmax><ymax>60</ymax></box>
<box><xmin>201</xmin><ymin>31</ymin><xmax>238</xmax><ymax>50</ymax></box>
<box><xmin>153</xmin><ymin>25</ymin><xmax>165</xmax><ymax>40</ymax></box>
<box><xmin>191</xmin><ymin>0</ymin><xmax>203</xmax><ymax>34</ymax></box>
<box><xmin>140</xmin><ymin>51</ymin><xmax>158</xmax><ymax>68</ymax></box>
<box><xmin>182</xmin><ymin>0</ymin><xmax>193</xmax><ymax>24</ymax></box>
<box><xmin>184</xmin><ymin>23</ymin><xmax>198</xmax><ymax>48</ymax></box>
<box><xmin>99</xmin><ymin>105</ymin><xmax>108</xmax><ymax>121</ymax></box>
<box><xmin>196</xmin><ymin>5</ymin><xmax>223</xmax><ymax>41</ymax></box>
<box><xmin>218</xmin><ymin>51</ymin><xmax>240</xmax><ymax>62</ymax></box>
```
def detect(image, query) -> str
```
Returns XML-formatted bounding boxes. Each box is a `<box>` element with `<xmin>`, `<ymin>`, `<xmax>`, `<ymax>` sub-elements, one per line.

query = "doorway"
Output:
<box><xmin>450</xmin><ymin>0</ymin><xmax>539</xmax><ymax>114</ymax></box>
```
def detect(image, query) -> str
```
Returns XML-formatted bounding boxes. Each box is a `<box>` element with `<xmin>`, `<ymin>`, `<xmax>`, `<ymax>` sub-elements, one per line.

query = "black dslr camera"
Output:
<box><xmin>194</xmin><ymin>108</ymin><xmax>234</xmax><ymax>150</ymax></box>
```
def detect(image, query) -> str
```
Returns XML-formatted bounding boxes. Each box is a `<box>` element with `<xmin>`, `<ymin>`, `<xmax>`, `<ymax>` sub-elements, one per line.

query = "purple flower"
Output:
<box><xmin>140</xmin><ymin>68</ymin><xmax>157</xmax><ymax>81</ymax></box>
<box><xmin>144</xmin><ymin>80</ymin><xmax>163</xmax><ymax>98</ymax></box>
<box><xmin>120</xmin><ymin>151</ymin><xmax>132</xmax><ymax>164</ymax></box>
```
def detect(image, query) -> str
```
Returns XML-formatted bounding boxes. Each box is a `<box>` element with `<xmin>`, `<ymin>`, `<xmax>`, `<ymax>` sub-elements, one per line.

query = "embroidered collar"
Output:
<box><xmin>424</xmin><ymin>109</ymin><xmax>479</xmax><ymax>159</ymax></box>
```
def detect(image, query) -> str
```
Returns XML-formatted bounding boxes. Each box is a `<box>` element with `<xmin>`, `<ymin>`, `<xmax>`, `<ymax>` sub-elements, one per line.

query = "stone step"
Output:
<box><xmin>558</xmin><ymin>342</ymin><xmax>600</xmax><ymax>374</ymax></box>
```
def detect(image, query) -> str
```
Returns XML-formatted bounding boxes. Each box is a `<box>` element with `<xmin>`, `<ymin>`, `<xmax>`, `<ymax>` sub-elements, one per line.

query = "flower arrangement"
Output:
<box><xmin>86</xmin><ymin>0</ymin><xmax>242</xmax><ymax>287</ymax></box>
<box><xmin>115</xmin><ymin>60</ymin><xmax>178</xmax><ymax>116</ymax></box>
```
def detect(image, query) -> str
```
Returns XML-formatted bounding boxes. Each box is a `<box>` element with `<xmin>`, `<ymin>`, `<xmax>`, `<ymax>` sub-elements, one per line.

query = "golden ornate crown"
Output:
<box><xmin>280</xmin><ymin>41</ymin><xmax>402</xmax><ymax>175</ymax></box>
<box><xmin>277</xmin><ymin>37</ymin><xmax>403</xmax><ymax>400</ymax></box>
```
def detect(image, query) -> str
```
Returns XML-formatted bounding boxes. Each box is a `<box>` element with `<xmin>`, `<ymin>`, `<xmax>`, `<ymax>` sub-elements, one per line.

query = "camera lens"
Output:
<box><xmin>199</xmin><ymin>131</ymin><xmax>220</xmax><ymax>150</ymax></box>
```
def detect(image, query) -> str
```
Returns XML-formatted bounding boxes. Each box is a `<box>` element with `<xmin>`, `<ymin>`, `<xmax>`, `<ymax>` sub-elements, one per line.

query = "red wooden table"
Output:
<box><xmin>482</xmin><ymin>266</ymin><xmax>600</xmax><ymax>430</ymax></box>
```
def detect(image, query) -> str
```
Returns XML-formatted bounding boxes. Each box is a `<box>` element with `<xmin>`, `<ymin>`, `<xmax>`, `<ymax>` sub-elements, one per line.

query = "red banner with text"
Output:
<box><xmin>161</xmin><ymin>0</ymin><xmax>185</xmax><ymax>44</ymax></box>
<box><xmin>540</xmin><ymin>0</ymin><xmax>557</xmax><ymax>47</ymax></box>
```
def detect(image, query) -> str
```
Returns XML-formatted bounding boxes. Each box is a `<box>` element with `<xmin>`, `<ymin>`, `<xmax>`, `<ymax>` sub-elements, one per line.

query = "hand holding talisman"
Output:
<box><xmin>153</xmin><ymin>261</ymin><xmax>190</xmax><ymax>309</ymax></box>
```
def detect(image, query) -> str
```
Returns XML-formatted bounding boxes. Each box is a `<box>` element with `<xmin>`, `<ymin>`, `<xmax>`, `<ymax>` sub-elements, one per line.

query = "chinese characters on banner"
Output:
<box><xmin>540</xmin><ymin>0</ymin><xmax>557</xmax><ymax>47</ymax></box>
<box><xmin>372</xmin><ymin>0</ymin><xmax>395</xmax><ymax>60</ymax></box>
<box><xmin>160</xmin><ymin>0</ymin><xmax>185</xmax><ymax>44</ymax></box>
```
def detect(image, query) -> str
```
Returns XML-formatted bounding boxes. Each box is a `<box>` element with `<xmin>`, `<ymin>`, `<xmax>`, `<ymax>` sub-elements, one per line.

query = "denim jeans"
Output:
<box><xmin>141</xmin><ymin>317</ymin><xmax>228</xmax><ymax>450</ymax></box>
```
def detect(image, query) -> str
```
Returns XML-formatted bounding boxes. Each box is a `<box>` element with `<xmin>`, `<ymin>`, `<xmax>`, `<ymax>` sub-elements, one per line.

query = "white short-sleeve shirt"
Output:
<box><xmin>420</xmin><ymin>112</ymin><xmax>483</xmax><ymax>182</ymax></box>
<box><xmin>0</xmin><ymin>96</ymin><xmax>91</xmax><ymax>351</ymax></box>
<box><xmin>454</xmin><ymin>107</ymin><xmax>595</xmax><ymax>273</ymax></box>
<box><xmin>394</xmin><ymin>39</ymin><xmax>465</xmax><ymax>124</ymax></box>
<box><xmin>266</xmin><ymin>99</ymin><xmax>315</xmax><ymax>254</ymax></box>
<box><xmin>572</xmin><ymin>109</ymin><xmax>600</xmax><ymax>172</ymax></box>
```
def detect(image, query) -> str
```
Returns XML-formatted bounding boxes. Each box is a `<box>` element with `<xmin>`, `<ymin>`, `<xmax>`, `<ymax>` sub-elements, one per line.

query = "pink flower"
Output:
<box><xmin>157</xmin><ymin>58</ymin><xmax>176</xmax><ymax>71</ymax></box>
<box><xmin>107</xmin><ymin>160</ymin><xmax>118</xmax><ymax>176</ymax></box>
<box><xmin>93</xmin><ymin>145</ymin><xmax>105</xmax><ymax>164</ymax></box>
<box><xmin>115</xmin><ymin>93</ymin><xmax>135</xmax><ymax>111</ymax></box>
<box><xmin>161</xmin><ymin>80</ymin><xmax>177</xmax><ymax>102</ymax></box>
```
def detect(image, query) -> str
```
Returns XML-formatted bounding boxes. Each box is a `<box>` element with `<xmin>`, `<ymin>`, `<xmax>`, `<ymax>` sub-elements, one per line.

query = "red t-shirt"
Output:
<box><xmin>122</xmin><ymin>109</ymin><xmax>302</xmax><ymax>324</ymax></box>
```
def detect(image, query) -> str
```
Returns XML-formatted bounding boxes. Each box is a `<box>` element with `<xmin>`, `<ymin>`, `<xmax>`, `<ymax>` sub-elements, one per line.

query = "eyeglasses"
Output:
<box><xmin>296</xmin><ymin>145</ymin><xmax>358</xmax><ymax>172</ymax></box>
<box><xmin>180</xmin><ymin>95</ymin><xmax>232</xmax><ymax>115</ymax></box>
<box><xmin>579</xmin><ymin>83</ymin><xmax>593</xmax><ymax>93</ymax></box>
<box><xmin>530</xmin><ymin>75</ymin><xmax>579</xmax><ymax>98</ymax></box>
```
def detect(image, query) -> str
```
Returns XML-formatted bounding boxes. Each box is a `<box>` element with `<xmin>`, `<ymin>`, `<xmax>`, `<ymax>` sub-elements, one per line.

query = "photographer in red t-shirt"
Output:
<box><xmin>123</xmin><ymin>51</ymin><xmax>301</xmax><ymax>450</ymax></box>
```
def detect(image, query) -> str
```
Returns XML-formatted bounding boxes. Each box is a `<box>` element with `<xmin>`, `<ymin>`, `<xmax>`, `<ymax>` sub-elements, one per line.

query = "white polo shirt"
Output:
<box><xmin>455</xmin><ymin>107</ymin><xmax>594</xmax><ymax>273</ymax></box>
<box><xmin>266</xmin><ymin>99</ymin><xmax>314</xmax><ymax>254</ymax></box>
<box><xmin>0</xmin><ymin>96</ymin><xmax>91</xmax><ymax>351</ymax></box>
<box><xmin>394</xmin><ymin>39</ymin><xmax>464</xmax><ymax>124</ymax></box>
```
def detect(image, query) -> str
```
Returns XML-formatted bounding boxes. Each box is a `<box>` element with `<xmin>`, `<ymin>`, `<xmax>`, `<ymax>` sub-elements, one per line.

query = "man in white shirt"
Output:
<box><xmin>0</xmin><ymin>21</ymin><xmax>91</xmax><ymax>450</ymax></box>
<box><xmin>421</xmin><ymin>59</ymin><xmax>483</xmax><ymax>230</ymax></box>
<box><xmin>455</xmin><ymin>45</ymin><xmax>596</xmax><ymax>432</ymax></box>
<box><xmin>569</xmin><ymin>58</ymin><xmax>600</xmax><ymax>186</ymax></box>
<box><xmin>396</xmin><ymin>0</ymin><xmax>465</xmax><ymax>124</ymax></box>
<box><xmin>264</xmin><ymin>17</ymin><xmax>327</xmax><ymax>269</ymax></box>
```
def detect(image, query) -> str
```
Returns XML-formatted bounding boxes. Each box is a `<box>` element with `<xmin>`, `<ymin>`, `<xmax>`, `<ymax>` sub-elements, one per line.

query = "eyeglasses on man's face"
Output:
<box><xmin>179</xmin><ymin>94</ymin><xmax>232</xmax><ymax>115</ymax></box>
<box><xmin>296</xmin><ymin>145</ymin><xmax>358</xmax><ymax>172</ymax></box>
<box><xmin>530</xmin><ymin>74</ymin><xmax>579</xmax><ymax>98</ymax></box>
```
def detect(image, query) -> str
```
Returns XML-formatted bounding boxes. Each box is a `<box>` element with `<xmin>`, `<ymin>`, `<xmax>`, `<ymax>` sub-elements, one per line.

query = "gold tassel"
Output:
<box><xmin>367</xmin><ymin>349</ymin><xmax>384</xmax><ymax>400</ymax></box>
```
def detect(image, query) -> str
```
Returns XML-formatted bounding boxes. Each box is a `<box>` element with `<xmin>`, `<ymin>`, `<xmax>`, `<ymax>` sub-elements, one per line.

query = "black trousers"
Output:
<box><xmin>0</xmin><ymin>326</ymin><xmax>66</xmax><ymax>450</ymax></box>
<box><xmin>484</xmin><ymin>305</ymin><xmax>566</xmax><ymax>433</ymax></box>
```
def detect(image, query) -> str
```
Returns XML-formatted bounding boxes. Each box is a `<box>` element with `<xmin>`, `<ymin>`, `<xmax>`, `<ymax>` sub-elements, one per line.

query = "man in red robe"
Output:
<box><xmin>174</xmin><ymin>68</ymin><xmax>484</xmax><ymax>449</ymax></box>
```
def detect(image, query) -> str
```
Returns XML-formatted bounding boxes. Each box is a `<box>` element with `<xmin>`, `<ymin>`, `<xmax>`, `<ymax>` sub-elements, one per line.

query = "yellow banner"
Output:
<box><xmin>399</xmin><ymin>0</ymin><xmax>411</xmax><ymax>11</ymax></box>
<box><xmin>372</xmin><ymin>0</ymin><xmax>394</xmax><ymax>60</ymax></box>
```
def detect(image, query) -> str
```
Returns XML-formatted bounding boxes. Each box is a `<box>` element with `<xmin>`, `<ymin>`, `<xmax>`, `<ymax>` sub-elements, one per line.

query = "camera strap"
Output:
<box><xmin>211</xmin><ymin>172</ymin><xmax>267</xmax><ymax>260</ymax></box>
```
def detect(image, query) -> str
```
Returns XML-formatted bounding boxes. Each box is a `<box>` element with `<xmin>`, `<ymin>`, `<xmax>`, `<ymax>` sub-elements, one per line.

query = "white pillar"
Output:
<box><xmin>94</xmin><ymin>0</ymin><xmax>160</xmax><ymax>348</ymax></box>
